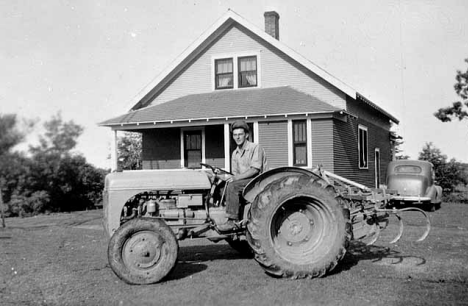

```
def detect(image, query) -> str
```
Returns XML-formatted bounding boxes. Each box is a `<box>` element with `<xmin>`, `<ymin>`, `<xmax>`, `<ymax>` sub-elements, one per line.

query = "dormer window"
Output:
<box><xmin>215</xmin><ymin>58</ymin><xmax>233</xmax><ymax>89</ymax></box>
<box><xmin>238</xmin><ymin>56</ymin><xmax>257</xmax><ymax>88</ymax></box>
<box><xmin>213</xmin><ymin>53</ymin><xmax>259</xmax><ymax>90</ymax></box>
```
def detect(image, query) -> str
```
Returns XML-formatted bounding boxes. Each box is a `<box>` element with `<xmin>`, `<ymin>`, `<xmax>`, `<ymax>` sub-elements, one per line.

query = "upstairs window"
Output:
<box><xmin>215</xmin><ymin>58</ymin><xmax>233</xmax><ymax>89</ymax></box>
<box><xmin>238</xmin><ymin>56</ymin><xmax>257</xmax><ymax>88</ymax></box>
<box><xmin>293</xmin><ymin>120</ymin><xmax>307</xmax><ymax>166</ymax></box>
<box><xmin>358</xmin><ymin>125</ymin><xmax>368</xmax><ymax>169</ymax></box>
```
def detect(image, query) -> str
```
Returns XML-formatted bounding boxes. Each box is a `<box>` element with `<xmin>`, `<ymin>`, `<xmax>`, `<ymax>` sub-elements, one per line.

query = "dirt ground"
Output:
<box><xmin>1</xmin><ymin>204</ymin><xmax>468</xmax><ymax>306</ymax></box>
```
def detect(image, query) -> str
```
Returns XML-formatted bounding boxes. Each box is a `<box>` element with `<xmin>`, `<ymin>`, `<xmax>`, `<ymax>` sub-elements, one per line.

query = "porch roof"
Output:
<box><xmin>100</xmin><ymin>86</ymin><xmax>342</xmax><ymax>127</ymax></box>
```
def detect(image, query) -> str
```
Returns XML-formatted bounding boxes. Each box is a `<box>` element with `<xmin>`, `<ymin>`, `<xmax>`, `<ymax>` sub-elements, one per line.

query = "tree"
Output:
<box><xmin>30</xmin><ymin>112</ymin><xmax>83</xmax><ymax>157</ymax></box>
<box><xmin>418</xmin><ymin>142</ymin><xmax>467</xmax><ymax>193</ymax></box>
<box><xmin>26</xmin><ymin>114</ymin><xmax>106</xmax><ymax>213</ymax></box>
<box><xmin>390</xmin><ymin>130</ymin><xmax>410</xmax><ymax>160</ymax></box>
<box><xmin>117</xmin><ymin>132</ymin><xmax>142</xmax><ymax>170</ymax></box>
<box><xmin>0</xmin><ymin>114</ymin><xmax>25</xmax><ymax>155</ymax></box>
<box><xmin>434</xmin><ymin>58</ymin><xmax>468</xmax><ymax>122</ymax></box>
<box><xmin>0</xmin><ymin>114</ymin><xmax>28</xmax><ymax>225</ymax></box>
<box><xmin>0</xmin><ymin>113</ymin><xmax>107</xmax><ymax>217</ymax></box>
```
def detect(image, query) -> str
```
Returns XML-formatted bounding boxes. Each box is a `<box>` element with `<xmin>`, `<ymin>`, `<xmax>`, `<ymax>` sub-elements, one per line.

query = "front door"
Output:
<box><xmin>184</xmin><ymin>130</ymin><xmax>202</xmax><ymax>168</ymax></box>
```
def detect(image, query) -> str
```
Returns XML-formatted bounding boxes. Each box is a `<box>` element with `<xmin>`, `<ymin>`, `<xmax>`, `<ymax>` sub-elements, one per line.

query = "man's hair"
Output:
<box><xmin>231</xmin><ymin>120</ymin><xmax>249</xmax><ymax>133</ymax></box>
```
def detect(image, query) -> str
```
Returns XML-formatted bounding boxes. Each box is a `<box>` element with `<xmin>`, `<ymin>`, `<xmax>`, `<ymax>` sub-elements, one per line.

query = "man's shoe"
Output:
<box><xmin>217</xmin><ymin>219</ymin><xmax>240</xmax><ymax>232</ymax></box>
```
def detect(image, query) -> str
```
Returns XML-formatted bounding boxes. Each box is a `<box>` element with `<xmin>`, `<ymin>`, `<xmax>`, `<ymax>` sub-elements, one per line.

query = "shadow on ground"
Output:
<box><xmin>333</xmin><ymin>241</ymin><xmax>427</xmax><ymax>275</ymax></box>
<box><xmin>165</xmin><ymin>243</ymin><xmax>253</xmax><ymax>281</ymax></box>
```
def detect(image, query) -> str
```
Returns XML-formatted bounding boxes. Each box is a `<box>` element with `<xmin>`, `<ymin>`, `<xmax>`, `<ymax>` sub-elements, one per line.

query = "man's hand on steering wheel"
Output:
<box><xmin>200</xmin><ymin>163</ymin><xmax>233</xmax><ymax>181</ymax></box>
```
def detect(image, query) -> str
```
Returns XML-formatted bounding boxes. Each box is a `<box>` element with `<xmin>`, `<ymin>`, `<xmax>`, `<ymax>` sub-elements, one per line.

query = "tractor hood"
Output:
<box><xmin>104</xmin><ymin>169</ymin><xmax>212</xmax><ymax>192</ymax></box>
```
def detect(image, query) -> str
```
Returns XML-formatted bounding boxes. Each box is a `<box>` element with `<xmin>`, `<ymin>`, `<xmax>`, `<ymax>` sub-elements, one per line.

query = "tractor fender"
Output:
<box><xmin>243</xmin><ymin>167</ymin><xmax>317</xmax><ymax>203</ymax></box>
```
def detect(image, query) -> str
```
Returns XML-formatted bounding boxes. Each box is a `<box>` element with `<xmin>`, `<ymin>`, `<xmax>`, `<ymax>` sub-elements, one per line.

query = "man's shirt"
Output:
<box><xmin>231</xmin><ymin>140</ymin><xmax>267</xmax><ymax>176</ymax></box>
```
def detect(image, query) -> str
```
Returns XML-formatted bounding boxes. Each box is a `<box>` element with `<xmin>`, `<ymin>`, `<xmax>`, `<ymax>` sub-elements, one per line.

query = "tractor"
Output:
<box><xmin>103</xmin><ymin>163</ymin><xmax>430</xmax><ymax>285</ymax></box>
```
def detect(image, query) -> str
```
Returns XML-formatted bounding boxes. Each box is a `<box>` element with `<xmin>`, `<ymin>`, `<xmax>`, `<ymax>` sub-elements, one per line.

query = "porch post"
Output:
<box><xmin>110</xmin><ymin>130</ymin><xmax>118</xmax><ymax>172</ymax></box>
<box><xmin>224</xmin><ymin>123</ymin><xmax>230</xmax><ymax>171</ymax></box>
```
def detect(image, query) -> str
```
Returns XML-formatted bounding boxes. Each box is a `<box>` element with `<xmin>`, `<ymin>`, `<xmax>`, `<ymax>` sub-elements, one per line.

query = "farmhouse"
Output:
<box><xmin>100</xmin><ymin>10</ymin><xmax>399</xmax><ymax>187</ymax></box>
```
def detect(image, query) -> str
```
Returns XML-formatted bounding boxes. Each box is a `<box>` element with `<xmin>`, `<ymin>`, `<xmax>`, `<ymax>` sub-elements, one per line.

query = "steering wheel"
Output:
<box><xmin>200</xmin><ymin>163</ymin><xmax>233</xmax><ymax>175</ymax></box>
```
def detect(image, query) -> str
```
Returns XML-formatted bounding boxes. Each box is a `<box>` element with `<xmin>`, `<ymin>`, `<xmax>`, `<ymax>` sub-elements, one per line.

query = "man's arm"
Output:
<box><xmin>229</xmin><ymin>167</ymin><xmax>259</xmax><ymax>182</ymax></box>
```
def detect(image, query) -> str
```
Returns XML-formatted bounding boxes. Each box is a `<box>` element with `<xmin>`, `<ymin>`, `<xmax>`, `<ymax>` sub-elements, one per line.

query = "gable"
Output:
<box><xmin>117</xmin><ymin>10</ymin><xmax>397</xmax><ymax>125</ymax></box>
<box><xmin>139</xmin><ymin>22</ymin><xmax>347</xmax><ymax>111</ymax></box>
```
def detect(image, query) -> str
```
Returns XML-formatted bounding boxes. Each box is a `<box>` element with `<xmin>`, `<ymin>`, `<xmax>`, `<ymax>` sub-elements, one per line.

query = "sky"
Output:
<box><xmin>1</xmin><ymin>0</ymin><xmax>467</xmax><ymax>169</ymax></box>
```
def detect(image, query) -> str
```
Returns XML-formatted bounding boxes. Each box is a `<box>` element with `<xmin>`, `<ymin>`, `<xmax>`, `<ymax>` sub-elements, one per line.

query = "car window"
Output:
<box><xmin>395</xmin><ymin>165</ymin><xmax>422</xmax><ymax>174</ymax></box>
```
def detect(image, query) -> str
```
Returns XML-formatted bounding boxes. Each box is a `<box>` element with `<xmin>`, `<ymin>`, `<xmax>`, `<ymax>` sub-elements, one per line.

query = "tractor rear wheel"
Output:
<box><xmin>247</xmin><ymin>174</ymin><xmax>351</xmax><ymax>279</ymax></box>
<box><xmin>108</xmin><ymin>218</ymin><xmax>178</xmax><ymax>285</ymax></box>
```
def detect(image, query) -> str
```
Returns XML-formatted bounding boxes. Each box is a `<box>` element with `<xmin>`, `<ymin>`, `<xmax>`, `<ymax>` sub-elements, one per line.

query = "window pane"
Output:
<box><xmin>215</xmin><ymin>58</ymin><xmax>233</xmax><ymax>89</ymax></box>
<box><xmin>185</xmin><ymin>131</ymin><xmax>202</xmax><ymax>168</ymax></box>
<box><xmin>240</xmin><ymin>57</ymin><xmax>256</xmax><ymax>71</ymax></box>
<box><xmin>294</xmin><ymin>145</ymin><xmax>307</xmax><ymax>166</ymax></box>
<box><xmin>216</xmin><ymin>59</ymin><xmax>233</xmax><ymax>73</ymax></box>
<box><xmin>239</xmin><ymin>71</ymin><xmax>256</xmax><ymax>87</ymax></box>
<box><xmin>395</xmin><ymin>165</ymin><xmax>422</xmax><ymax>174</ymax></box>
<box><xmin>238</xmin><ymin>56</ymin><xmax>257</xmax><ymax>88</ymax></box>
<box><xmin>293</xmin><ymin>121</ymin><xmax>306</xmax><ymax>142</ymax></box>
<box><xmin>186</xmin><ymin>133</ymin><xmax>201</xmax><ymax>150</ymax></box>
<box><xmin>358</xmin><ymin>127</ymin><xmax>368</xmax><ymax>168</ymax></box>
<box><xmin>217</xmin><ymin>74</ymin><xmax>233</xmax><ymax>88</ymax></box>
<box><xmin>293</xmin><ymin>121</ymin><xmax>307</xmax><ymax>166</ymax></box>
<box><xmin>187</xmin><ymin>151</ymin><xmax>201</xmax><ymax>168</ymax></box>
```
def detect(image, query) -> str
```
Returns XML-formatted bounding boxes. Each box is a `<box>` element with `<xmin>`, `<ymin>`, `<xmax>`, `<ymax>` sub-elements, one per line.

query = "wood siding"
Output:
<box><xmin>142</xmin><ymin>128</ymin><xmax>181</xmax><ymax>169</ymax></box>
<box><xmin>258</xmin><ymin>121</ymin><xmax>288</xmax><ymax>169</ymax></box>
<box><xmin>346</xmin><ymin>96</ymin><xmax>391</xmax><ymax>130</ymax></box>
<box><xmin>333</xmin><ymin>117</ymin><xmax>391</xmax><ymax>187</ymax></box>
<box><xmin>205</xmin><ymin>124</ymin><xmax>225</xmax><ymax>168</ymax></box>
<box><xmin>333</xmin><ymin>96</ymin><xmax>392</xmax><ymax>186</ymax></box>
<box><xmin>311</xmin><ymin>119</ymin><xmax>334</xmax><ymax>172</ymax></box>
<box><xmin>146</xmin><ymin>24</ymin><xmax>346</xmax><ymax>110</ymax></box>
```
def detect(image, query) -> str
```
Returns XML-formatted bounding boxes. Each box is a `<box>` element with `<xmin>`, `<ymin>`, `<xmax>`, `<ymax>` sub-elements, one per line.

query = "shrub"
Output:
<box><xmin>6</xmin><ymin>191</ymin><xmax>50</xmax><ymax>217</ymax></box>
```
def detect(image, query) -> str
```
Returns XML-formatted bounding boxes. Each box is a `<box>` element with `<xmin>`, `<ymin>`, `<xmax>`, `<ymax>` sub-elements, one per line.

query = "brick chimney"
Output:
<box><xmin>264</xmin><ymin>11</ymin><xmax>280</xmax><ymax>40</ymax></box>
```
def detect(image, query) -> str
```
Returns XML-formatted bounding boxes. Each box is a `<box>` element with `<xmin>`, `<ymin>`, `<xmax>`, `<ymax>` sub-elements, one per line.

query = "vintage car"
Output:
<box><xmin>386</xmin><ymin>160</ymin><xmax>442</xmax><ymax>211</ymax></box>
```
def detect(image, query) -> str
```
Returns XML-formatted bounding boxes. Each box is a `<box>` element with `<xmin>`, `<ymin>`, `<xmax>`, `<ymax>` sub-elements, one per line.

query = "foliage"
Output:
<box><xmin>7</xmin><ymin>191</ymin><xmax>50</xmax><ymax>217</ymax></box>
<box><xmin>390</xmin><ymin>129</ymin><xmax>409</xmax><ymax>160</ymax></box>
<box><xmin>117</xmin><ymin>132</ymin><xmax>142</xmax><ymax>170</ymax></box>
<box><xmin>30</xmin><ymin>112</ymin><xmax>83</xmax><ymax>156</ymax></box>
<box><xmin>418</xmin><ymin>142</ymin><xmax>468</xmax><ymax>193</ymax></box>
<box><xmin>0</xmin><ymin>114</ymin><xmax>25</xmax><ymax>156</ymax></box>
<box><xmin>0</xmin><ymin>152</ymin><xmax>32</xmax><ymax>204</ymax></box>
<box><xmin>434</xmin><ymin>58</ymin><xmax>468</xmax><ymax>122</ymax></box>
<box><xmin>0</xmin><ymin>113</ymin><xmax>108</xmax><ymax>217</ymax></box>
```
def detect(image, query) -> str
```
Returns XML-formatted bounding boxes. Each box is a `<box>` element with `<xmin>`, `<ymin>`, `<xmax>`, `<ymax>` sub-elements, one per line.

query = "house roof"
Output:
<box><xmin>121</xmin><ymin>9</ymin><xmax>398</xmax><ymax>124</ymax></box>
<box><xmin>100</xmin><ymin>86</ymin><xmax>342</xmax><ymax>127</ymax></box>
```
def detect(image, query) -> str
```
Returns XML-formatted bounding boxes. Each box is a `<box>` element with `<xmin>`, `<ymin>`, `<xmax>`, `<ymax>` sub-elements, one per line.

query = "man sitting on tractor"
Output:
<box><xmin>217</xmin><ymin>120</ymin><xmax>268</xmax><ymax>232</ymax></box>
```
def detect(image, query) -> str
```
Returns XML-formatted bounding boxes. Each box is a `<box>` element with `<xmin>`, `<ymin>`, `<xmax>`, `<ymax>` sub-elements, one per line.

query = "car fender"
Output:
<box><xmin>434</xmin><ymin>185</ymin><xmax>443</xmax><ymax>204</ymax></box>
<box><xmin>425</xmin><ymin>185</ymin><xmax>442</xmax><ymax>204</ymax></box>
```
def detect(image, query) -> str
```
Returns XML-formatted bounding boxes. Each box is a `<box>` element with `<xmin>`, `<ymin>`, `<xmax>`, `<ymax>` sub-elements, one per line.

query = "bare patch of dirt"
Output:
<box><xmin>1</xmin><ymin>205</ymin><xmax>468</xmax><ymax>305</ymax></box>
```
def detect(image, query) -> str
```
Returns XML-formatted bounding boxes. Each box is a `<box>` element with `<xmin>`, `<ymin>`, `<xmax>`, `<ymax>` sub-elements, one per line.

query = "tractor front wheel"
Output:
<box><xmin>108</xmin><ymin>218</ymin><xmax>178</xmax><ymax>285</ymax></box>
